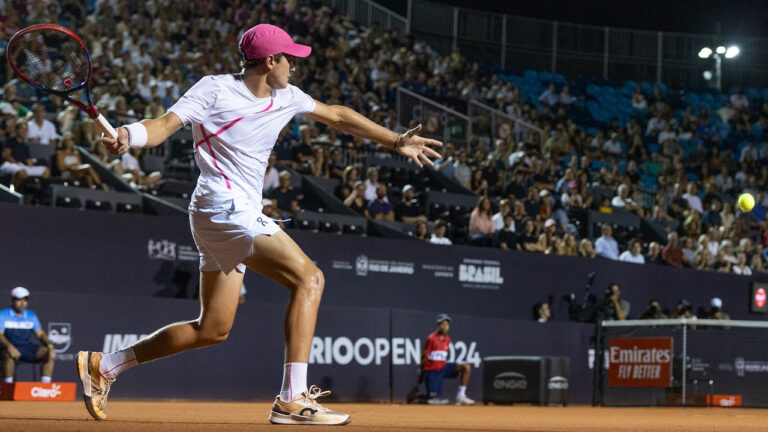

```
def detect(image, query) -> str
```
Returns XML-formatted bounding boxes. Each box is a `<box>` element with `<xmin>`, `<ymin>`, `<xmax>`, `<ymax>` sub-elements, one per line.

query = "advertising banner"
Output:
<box><xmin>2</xmin><ymin>204</ymin><xmax>768</xmax><ymax>321</ymax></box>
<box><xmin>607</xmin><ymin>337</ymin><xmax>673</xmax><ymax>388</ymax></box>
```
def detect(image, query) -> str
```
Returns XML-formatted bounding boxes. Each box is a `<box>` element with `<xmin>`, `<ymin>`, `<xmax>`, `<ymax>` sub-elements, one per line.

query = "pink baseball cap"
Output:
<box><xmin>239</xmin><ymin>24</ymin><xmax>311</xmax><ymax>60</ymax></box>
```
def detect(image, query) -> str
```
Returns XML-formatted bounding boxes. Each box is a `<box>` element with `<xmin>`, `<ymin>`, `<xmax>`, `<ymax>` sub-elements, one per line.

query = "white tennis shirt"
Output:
<box><xmin>169</xmin><ymin>74</ymin><xmax>316</xmax><ymax>207</ymax></box>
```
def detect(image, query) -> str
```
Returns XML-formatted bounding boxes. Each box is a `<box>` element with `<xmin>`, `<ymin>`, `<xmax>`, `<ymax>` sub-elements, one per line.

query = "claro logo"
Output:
<box><xmin>31</xmin><ymin>384</ymin><xmax>62</xmax><ymax>398</ymax></box>
<box><xmin>493</xmin><ymin>372</ymin><xmax>527</xmax><ymax>390</ymax></box>
<box><xmin>548</xmin><ymin>376</ymin><xmax>569</xmax><ymax>390</ymax></box>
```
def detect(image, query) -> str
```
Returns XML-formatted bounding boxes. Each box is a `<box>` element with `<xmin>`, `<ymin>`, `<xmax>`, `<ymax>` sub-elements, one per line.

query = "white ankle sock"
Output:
<box><xmin>4</xmin><ymin>377</ymin><xmax>12</xmax><ymax>383</ymax></box>
<box><xmin>41</xmin><ymin>376</ymin><xmax>51</xmax><ymax>383</ymax></box>
<box><xmin>457</xmin><ymin>386</ymin><xmax>467</xmax><ymax>398</ymax></box>
<box><xmin>280</xmin><ymin>362</ymin><xmax>308</xmax><ymax>401</ymax></box>
<box><xmin>100</xmin><ymin>347</ymin><xmax>138</xmax><ymax>379</ymax></box>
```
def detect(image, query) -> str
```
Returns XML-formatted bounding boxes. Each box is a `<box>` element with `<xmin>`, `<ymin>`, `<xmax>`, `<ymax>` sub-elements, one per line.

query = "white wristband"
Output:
<box><xmin>124</xmin><ymin>122</ymin><xmax>149</xmax><ymax>148</ymax></box>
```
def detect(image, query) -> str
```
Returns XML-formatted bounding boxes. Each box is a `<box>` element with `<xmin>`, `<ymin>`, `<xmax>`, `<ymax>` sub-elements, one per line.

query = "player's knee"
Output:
<box><xmin>296</xmin><ymin>264</ymin><xmax>324</xmax><ymax>298</ymax></box>
<box><xmin>196</xmin><ymin>323</ymin><xmax>231</xmax><ymax>346</ymax></box>
<box><xmin>199</xmin><ymin>329</ymin><xmax>230</xmax><ymax>346</ymax></box>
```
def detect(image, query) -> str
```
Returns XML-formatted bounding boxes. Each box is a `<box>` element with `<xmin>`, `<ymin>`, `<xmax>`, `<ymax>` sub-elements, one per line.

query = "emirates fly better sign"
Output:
<box><xmin>608</xmin><ymin>337</ymin><xmax>673</xmax><ymax>387</ymax></box>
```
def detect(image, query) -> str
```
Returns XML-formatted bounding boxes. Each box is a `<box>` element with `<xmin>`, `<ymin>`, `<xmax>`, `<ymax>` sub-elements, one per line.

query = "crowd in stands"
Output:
<box><xmin>2</xmin><ymin>0</ymin><xmax>768</xmax><ymax>278</ymax></box>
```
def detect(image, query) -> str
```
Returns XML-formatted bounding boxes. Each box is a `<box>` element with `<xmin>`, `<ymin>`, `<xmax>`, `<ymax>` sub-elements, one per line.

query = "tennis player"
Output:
<box><xmin>77</xmin><ymin>24</ymin><xmax>441</xmax><ymax>425</ymax></box>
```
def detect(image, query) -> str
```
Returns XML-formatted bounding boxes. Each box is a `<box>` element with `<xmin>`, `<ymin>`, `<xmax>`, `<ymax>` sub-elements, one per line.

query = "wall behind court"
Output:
<box><xmin>1</xmin><ymin>204</ymin><xmax>766</xmax><ymax>322</ymax></box>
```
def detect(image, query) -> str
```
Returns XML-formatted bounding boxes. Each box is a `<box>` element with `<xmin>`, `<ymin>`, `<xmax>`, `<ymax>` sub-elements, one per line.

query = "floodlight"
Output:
<box><xmin>725</xmin><ymin>46</ymin><xmax>740</xmax><ymax>59</ymax></box>
<box><xmin>698</xmin><ymin>47</ymin><xmax>712</xmax><ymax>59</ymax></box>
<box><xmin>716</xmin><ymin>46</ymin><xmax>726</xmax><ymax>54</ymax></box>
<box><xmin>702</xmin><ymin>70</ymin><xmax>713</xmax><ymax>80</ymax></box>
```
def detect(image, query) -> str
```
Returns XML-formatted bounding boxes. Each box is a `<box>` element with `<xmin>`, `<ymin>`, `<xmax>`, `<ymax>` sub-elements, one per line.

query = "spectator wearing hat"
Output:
<box><xmin>595</xmin><ymin>224</ymin><xmax>619</xmax><ymax>260</ymax></box>
<box><xmin>1</xmin><ymin>287</ymin><xmax>56</xmax><ymax>383</ymax></box>
<box><xmin>704</xmin><ymin>297</ymin><xmax>730</xmax><ymax>320</ymax></box>
<box><xmin>420</xmin><ymin>314</ymin><xmax>475</xmax><ymax>406</ymax></box>
<box><xmin>672</xmin><ymin>299</ymin><xmax>695</xmax><ymax>319</ymax></box>
<box><xmin>395</xmin><ymin>185</ymin><xmax>426</xmax><ymax>223</ymax></box>
<box><xmin>430</xmin><ymin>219</ymin><xmax>452</xmax><ymax>245</ymax></box>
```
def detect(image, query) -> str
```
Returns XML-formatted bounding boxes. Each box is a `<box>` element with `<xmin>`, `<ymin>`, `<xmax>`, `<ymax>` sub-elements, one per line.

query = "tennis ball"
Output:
<box><xmin>738</xmin><ymin>193</ymin><xmax>755</xmax><ymax>212</ymax></box>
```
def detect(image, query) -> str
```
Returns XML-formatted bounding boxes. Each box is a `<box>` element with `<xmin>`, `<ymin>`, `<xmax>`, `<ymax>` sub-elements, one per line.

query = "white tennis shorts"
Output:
<box><xmin>189</xmin><ymin>196</ymin><xmax>281</xmax><ymax>274</ymax></box>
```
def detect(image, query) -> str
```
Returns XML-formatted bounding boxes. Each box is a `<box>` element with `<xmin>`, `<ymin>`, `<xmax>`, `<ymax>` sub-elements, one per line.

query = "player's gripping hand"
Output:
<box><xmin>103</xmin><ymin>127</ymin><xmax>131</xmax><ymax>155</ymax></box>
<box><xmin>395</xmin><ymin>124</ymin><xmax>443</xmax><ymax>168</ymax></box>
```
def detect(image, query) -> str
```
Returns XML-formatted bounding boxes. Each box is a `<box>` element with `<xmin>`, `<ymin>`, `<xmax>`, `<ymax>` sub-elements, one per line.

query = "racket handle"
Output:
<box><xmin>94</xmin><ymin>113</ymin><xmax>118</xmax><ymax>139</ymax></box>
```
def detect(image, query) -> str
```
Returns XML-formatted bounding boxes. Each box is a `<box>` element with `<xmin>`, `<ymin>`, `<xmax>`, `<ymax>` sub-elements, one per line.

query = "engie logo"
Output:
<box><xmin>47</xmin><ymin>322</ymin><xmax>71</xmax><ymax>353</ymax></box>
<box><xmin>493</xmin><ymin>372</ymin><xmax>527</xmax><ymax>390</ymax></box>
<box><xmin>548</xmin><ymin>376</ymin><xmax>569</xmax><ymax>390</ymax></box>
<box><xmin>310</xmin><ymin>336</ymin><xmax>481</xmax><ymax>367</ymax></box>
<box><xmin>103</xmin><ymin>334</ymin><xmax>148</xmax><ymax>353</ymax></box>
<box><xmin>458</xmin><ymin>259</ymin><xmax>503</xmax><ymax>289</ymax></box>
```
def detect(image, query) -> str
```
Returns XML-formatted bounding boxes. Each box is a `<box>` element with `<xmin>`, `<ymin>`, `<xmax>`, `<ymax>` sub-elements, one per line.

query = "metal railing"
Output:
<box><xmin>467</xmin><ymin>100</ymin><xmax>544</xmax><ymax>147</ymax></box>
<box><xmin>396</xmin><ymin>87</ymin><xmax>472</xmax><ymax>149</ymax></box>
<box><xmin>331</xmin><ymin>0</ymin><xmax>409</xmax><ymax>36</ymax></box>
<box><xmin>408</xmin><ymin>0</ymin><xmax>768</xmax><ymax>89</ymax></box>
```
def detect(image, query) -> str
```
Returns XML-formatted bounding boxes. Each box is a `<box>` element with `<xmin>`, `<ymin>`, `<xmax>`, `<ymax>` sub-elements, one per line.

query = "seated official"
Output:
<box><xmin>1</xmin><ymin>287</ymin><xmax>56</xmax><ymax>383</ymax></box>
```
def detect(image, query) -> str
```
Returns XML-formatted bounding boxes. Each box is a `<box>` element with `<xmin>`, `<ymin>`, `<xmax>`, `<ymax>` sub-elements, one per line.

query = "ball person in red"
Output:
<box><xmin>421</xmin><ymin>314</ymin><xmax>475</xmax><ymax>405</ymax></box>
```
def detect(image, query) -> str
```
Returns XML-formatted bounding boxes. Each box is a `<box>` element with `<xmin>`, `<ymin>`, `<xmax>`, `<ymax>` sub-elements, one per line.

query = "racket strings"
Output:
<box><xmin>9</xmin><ymin>29</ymin><xmax>90</xmax><ymax>93</ymax></box>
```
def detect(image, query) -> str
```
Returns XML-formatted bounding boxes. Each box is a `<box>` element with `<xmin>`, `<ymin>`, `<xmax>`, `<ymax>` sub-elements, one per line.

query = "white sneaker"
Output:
<box><xmin>268</xmin><ymin>385</ymin><xmax>350</xmax><ymax>425</ymax></box>
<box><xmin>427</xmin><ymin>398</ymin><xmax>449</xmax><ymax>405</ymax></box>
<box><xmin>456</xmin><ymin>395</ymin><xmax>475</xmax><ymax>406</ymax></box>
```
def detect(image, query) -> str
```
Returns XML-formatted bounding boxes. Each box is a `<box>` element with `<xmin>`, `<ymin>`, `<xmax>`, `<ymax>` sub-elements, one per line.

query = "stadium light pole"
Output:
<box><xmin>698</xmin><ymin>45</ymin><xmax>739</xmax><ymax>91</ymax></box>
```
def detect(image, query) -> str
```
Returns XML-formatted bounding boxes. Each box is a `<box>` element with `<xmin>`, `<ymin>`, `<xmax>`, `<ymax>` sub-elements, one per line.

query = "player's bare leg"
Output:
<box><xmin>77</xmin><ymin>269</ymin><xmax>243</xmax><ymax>420</ymax></box>
<box><xmin>243</xmin><ymin>230</ymin><xmax>349</xmax><ymax>425</ymax></box>
<box><xmin>132</xmin><ymin>269</ymin><xmax>244</xmax><ymax>361</ymax></box>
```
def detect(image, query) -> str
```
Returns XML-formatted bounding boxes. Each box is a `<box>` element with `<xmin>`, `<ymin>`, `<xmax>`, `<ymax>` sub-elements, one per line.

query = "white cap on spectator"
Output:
<box><xmin>261</xmin><ymin>198</ymin><xmax>273</xmax><ymax>207</ymax></box>
<box><xmin>11</xmin><ymin>287</ymin><xmax>30</xmax><ymax>299</ymax></box>
<box><xmin>711</xmin><ymin>297</ymin><xmax>723</xmax><ymax>308</ymax></box>
<box><xmin>544</xmin><ymin>218</ymin><xmax>556</xmax><ymax>228</ymax></box>
<box><xmin>539</xmin><ymin>189</ymin><xmax>550</xmax><ymax>197</ymax></box>
<box><xmin>402</xmin><ymin>185</ymin><xmax>414</xmax><ymax>194</ymax></box>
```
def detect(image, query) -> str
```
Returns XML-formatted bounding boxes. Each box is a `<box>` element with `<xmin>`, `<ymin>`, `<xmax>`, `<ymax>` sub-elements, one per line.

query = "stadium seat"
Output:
<box><xmin>56</xmin><ymin>196</ymin><xmax>81</xmax><ymax>209</ymax></box>
<box><xmin>116</xmin><ymin>202</ymin><xmax>142</xmax><ymax>213</ymax></box>
<box><xmin>320</xmin><ymin>221</ymin><xmax>342</xmax><ymax>234</ymax></box>
<box><xmin>343</xmin><ymin>224</ymin><xmax>366</xmax><ymax>236</ymax></box>
<box><xmin>299</xmin><ymin>219</ymin><xmax>319</xmax><ymax>232</ymax></box>
<box><xmin>86</xmin><ymin>199</ymin><xmax>112</xmax><ymax>211</ymax></box>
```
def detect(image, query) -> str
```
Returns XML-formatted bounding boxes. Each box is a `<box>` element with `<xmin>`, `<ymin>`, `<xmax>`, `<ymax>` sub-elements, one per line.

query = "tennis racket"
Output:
<box><xmin>6</xmin><ymin>24</ymin><xmax>117</xmax><ymax>138</ymax></box>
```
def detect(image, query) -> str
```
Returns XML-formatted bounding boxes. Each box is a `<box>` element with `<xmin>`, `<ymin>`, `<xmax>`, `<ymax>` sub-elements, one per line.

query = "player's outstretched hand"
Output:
<box><xmin>395</xmin><ymin>124</ymin><xmax>442</xmax><ymax>168</ymax></box>
<box><xmin>103</xmin><ymin>127</ymin><xmax>130</xmax><ymax>155</ymax></box>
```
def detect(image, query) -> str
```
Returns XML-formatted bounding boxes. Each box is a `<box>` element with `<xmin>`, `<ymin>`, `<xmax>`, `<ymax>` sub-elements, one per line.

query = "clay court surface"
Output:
<box><xmin>1</xmin><ymin>401</ymin><xmax>767</xmax><ymax>432</ymax></box>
